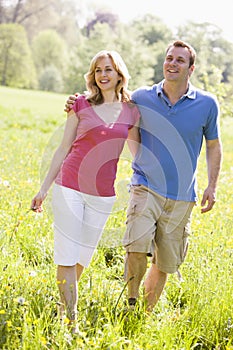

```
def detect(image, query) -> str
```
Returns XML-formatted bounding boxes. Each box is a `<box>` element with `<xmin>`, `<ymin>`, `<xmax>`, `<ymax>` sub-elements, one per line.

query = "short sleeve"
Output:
<box><xmin>204</xmin><ymin>95</ymin><xmax>221</xmax><ymax>140</ymax></box>
<box><xmin>72</xmin><ymin>95</ymin><xmax>89</xmax><ymax>117</ymax></box>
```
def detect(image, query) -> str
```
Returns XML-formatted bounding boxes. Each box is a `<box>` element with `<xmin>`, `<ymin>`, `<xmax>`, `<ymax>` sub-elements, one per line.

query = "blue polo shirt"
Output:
<box><xmin>131</xmin><ymin>81</ymin><xmax>220</xmax><ymax>201</ymax></box>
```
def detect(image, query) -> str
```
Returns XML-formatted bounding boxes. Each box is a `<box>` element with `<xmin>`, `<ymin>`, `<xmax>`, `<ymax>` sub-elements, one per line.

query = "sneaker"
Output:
<box><xmin>128</xmin><ymin>297</ymin><xmax>137</xmax><ymax>310</ymax></box>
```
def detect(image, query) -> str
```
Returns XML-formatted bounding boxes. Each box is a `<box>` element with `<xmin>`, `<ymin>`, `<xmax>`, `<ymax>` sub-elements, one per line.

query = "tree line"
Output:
<box><xmin>0</xmin><ymin>0</ymin><xmax>233</xmax><ymax>117</ymax></box>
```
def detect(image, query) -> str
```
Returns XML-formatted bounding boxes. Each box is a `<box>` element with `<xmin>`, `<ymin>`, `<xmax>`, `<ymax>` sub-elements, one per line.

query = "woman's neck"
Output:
<box><xmin>102</xmin><ymin>91</ymin><xmax>119</xmax><ymax>103</ymax></box>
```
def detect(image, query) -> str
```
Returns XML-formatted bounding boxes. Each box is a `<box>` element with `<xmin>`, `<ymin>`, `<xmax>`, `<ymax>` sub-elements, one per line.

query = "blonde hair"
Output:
<box><xmin>84</xmin><ymin>50</ymin><xmax>131</xmax><ymax>104</ymax></box>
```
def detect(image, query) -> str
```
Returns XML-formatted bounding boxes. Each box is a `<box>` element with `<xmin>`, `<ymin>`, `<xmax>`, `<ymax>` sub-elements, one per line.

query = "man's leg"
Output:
<box><xmin>126</xmin><ymin>252</ymin><xmax>148</xmax><ymax>305</ymax></box>
<box><xmin>144</xmin><ymin>263</ymin><xmax>167</xmax><ymax>312</ymax></box>
<box><xmin>143</xmin><ymin>200</ymin><xmax>194</xmax><ymax>312</ymax></box>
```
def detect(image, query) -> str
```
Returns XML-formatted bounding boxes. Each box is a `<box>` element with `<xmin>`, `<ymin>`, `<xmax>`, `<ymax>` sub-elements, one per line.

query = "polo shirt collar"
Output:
<box><xmin>156</xmin><ymin>80</ymin><xmax>196</xmax><ymax>99</ymax></box>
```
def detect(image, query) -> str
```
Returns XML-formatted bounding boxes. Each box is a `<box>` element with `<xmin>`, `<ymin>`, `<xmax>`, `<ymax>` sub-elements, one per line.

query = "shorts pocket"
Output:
<box><xmin>125</xmin><ymin>203</ymin><xmax>137</xmax><ymax>224</ymax></box>
<box><xmin>180</xmin><ymin>218</ymin><xmax>191</xmax><ymax>262</ymax></box>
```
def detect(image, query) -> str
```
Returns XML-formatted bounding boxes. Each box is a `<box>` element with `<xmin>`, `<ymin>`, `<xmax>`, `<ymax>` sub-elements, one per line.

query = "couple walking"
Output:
<box><xmin>31</xmin><ymin>40</ymin><xmax>222</xmax><ymax>331</ymax></box>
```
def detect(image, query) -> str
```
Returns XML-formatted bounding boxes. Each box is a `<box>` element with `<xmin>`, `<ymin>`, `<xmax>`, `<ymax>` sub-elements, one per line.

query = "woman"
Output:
<box><xmin>31</xmin><ymin>50</ymin><xmax>140</xmax><ymax>332</ymax></box>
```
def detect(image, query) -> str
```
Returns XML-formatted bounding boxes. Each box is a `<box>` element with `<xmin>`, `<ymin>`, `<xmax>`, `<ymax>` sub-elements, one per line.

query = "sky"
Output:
<box><xmin>85</xmin><ymin>0</ymin><xmax>233</xmax><ymax>43</ymax></box>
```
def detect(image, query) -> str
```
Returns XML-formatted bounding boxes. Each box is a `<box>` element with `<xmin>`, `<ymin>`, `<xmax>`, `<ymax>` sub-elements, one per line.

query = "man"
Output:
<box><xmin>65</xmin><ymin>40</ymin><xmax>222</xmax><ymax>313</ymax></box>
<box><xmin>123</xmin><ymin>40</ymin><xmax>222</xmax><ymax>312</ymax></box>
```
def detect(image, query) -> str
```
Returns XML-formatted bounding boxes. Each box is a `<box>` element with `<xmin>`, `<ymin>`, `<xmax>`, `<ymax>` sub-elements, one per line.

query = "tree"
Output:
<box><xmin>1</xmin><ymin>0</ymin><xmax>233</xmax><ymax>105</ymax></box>
<box><xmin>32</xmin><ymin>29</ymin><xmax>67</xmax><ymax>75</ymax></box>
<box><xmin>114</xmin><ymin>23</ymin><xmax>156</xmax><ymax>89</ymax></box>
<box><xmin>0</xmin><ymin>23</ymin><xmax>37</xmax><ymax>88</ymax></box>
<box><xmin>131</xmin><ymin>14</ymin><xmax>173</xmax><ymax>45</ymax></box>
<box><xmin>176</xmin><ymin>21</ymin><xmax>233</xmax><ymax>118</ymax></box>
<box><xmin>176</xmin><ymin>22</ymin><xmax>233</xmax><ymax>86</ymax></box>
<box><xmin>0</xmin><ymin>0</ymin><xmax>80</xmax><ymax>44</ymax></box>
<box><xmin>64</xmin><ymin>21</ymin><xmax>120</xmax><ymax>94</ymax></box>
<box><xmin>85</xmin><ymin>11</ymin><xmax>119</xmax><ymax>37</ymax></box>
<box><xmin>0</xmin><ymin>0</ymin><xmax>55</xmax><ymax>24</ymax></box>
<box><xmin>128</xmin><ymin>14</ymin><xmax>174</xmax><ymax>85</ymax></box>
<box><xmin>39</xmin><ymin>65</ymin><xmax>63</xmax><ymax>92</ymax></box>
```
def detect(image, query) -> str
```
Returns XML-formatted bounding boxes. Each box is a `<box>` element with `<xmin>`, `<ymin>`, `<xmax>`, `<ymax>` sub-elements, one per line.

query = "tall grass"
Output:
<box><xmin>0</xmin><ymin>86</ymin><xmax>232</xmax><ymax>349</ymax></box>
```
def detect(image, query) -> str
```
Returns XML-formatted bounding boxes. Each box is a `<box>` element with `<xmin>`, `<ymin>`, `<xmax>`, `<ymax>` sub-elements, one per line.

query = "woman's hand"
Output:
<box><xmin>31</xmin><ymin>190</ymin><xmax>47</xmax><ymax>212</ymax></box>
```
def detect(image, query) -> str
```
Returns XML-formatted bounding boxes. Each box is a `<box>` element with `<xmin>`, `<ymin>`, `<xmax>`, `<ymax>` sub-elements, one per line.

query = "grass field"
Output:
<box><xmin>0</xmin><ymin>86</ymin><xmax>233</xmax><ymax>349</ymax></box>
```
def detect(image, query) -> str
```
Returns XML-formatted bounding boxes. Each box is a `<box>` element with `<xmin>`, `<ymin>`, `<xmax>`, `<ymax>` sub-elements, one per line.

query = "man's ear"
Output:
<box><xmin>189</xmin><ymin>64</ymin><xmax>195</xmax><ymax>77</ymax></box>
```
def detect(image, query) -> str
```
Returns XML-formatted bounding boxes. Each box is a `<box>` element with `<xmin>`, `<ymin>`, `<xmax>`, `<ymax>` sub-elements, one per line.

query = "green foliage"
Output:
<box><xmin>177</xmin><ymin>22</ymin><xmax>233</xmax><ymax>85</ymax></box>
<box><xmin>0</xmin><ymin>86</ymin><xmax>233</xmax><ymax>349</ymax></box>
<box><xmin>64</xmin><ymin>20</ymin><xmax>157</xmax><ymax>93</ymax></box>
<box><xmin>131</xmin><ymin>14</ymin><xmax>173</xmax><ymax>45</ymax></box>
<box><xmin>39</xmin><ymin>65</ymin><xmax>64</xmax><ymax>93</ymax></box>
<box><xmin>197</xmin><ymin>67</ymin><xmax>233</xmax><ymax>119</ymax></box>
<box><xmin>32</xmin><ymin>30</ymin><xmax>67</xmax><ymax>72</ymax></box>
<box><xmin>63</xmin><ymin>37</ymin><xmax>91</xmax><ymax>94</ymax></box>
<box><xmin>114</xmin><ymin>24</ymin><xmax>156</xmax><ymax>90</ymax></box>
<box><xmin>1</xmin><ymin>2</ymin><xmax>233</xmax><ymax>103</ymax></box>
<box><xmin>0</xmin><ymin>23</ymin><xmax>37</xmax><ymax>89</ymax></box>
<box><xmin>31</xmin><ymin>29</ymin><xmax>68</xmax><ymax>91</ymax></box>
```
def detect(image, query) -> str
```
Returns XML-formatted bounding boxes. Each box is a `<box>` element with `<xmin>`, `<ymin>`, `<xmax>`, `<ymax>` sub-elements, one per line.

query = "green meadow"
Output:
<box><xmin>0</xmin><ymin>85</ymin><xmax>233</xmax><ymax>349</ymax></box>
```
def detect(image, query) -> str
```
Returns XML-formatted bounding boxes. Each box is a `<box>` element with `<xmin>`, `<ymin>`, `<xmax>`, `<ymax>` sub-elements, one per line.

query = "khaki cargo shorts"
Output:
<box><xmin>123</xmin><ymin>185</ymin><xmax>195</xmax><ymax>274</ymax></box>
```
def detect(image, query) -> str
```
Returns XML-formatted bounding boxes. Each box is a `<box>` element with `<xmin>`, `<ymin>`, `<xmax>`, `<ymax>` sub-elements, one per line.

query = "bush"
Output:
<box><xmin>39</xmin><ymin>65</ymin><xmax>64</xmax><ymax>93</ymax></box>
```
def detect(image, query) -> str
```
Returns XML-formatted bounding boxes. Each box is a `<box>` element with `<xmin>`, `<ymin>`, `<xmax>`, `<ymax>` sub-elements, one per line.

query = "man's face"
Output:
<box><xmin>163</xmin><ymin>46</ymin><xmax>194</xmax><ymax>83</ymax></box>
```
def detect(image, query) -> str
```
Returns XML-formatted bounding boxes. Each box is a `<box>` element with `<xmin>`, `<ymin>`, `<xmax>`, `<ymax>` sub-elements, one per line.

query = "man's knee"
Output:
<box><xmin>125</xmin><ymin>251</ymin><xmax>147</xmax><ymax>280</ymax></box>
<box><xmin>127</xmin><ymin>251</ymin><xmax>147</xmax><ymax>266</ymax></box>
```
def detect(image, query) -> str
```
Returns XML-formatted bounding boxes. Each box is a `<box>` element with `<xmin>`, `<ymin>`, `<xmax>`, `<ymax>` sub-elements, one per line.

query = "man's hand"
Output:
<box><xmin>64</xmin><ymin>93</ymin><xmax>79</xmax><ymax>112</ymax></box>
<box><xmin>200</xmin><ymin>186</ymin><xmax>216</xmax><ymax>213</ymax></box>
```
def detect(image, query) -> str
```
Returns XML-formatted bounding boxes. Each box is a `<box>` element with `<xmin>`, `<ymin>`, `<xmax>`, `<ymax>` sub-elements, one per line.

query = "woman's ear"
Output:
<box><xmin>118</xmin><ymin>74</ymin><xmax>122</xmax><ymax>82</ymax></box>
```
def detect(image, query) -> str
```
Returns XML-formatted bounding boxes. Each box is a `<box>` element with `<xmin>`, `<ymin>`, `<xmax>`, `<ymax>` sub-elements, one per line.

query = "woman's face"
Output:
<box><xmin>94</xmin><ymin>56</ymin><xmax>121</xmax><ymax>92</ymax></box>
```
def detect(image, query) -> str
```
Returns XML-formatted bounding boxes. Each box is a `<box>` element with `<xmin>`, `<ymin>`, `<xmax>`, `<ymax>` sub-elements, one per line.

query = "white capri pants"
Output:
<box><xmin>52</xmin><ymin>184</ymin><xmax>115</xmax><ymax>267</ymax></box>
